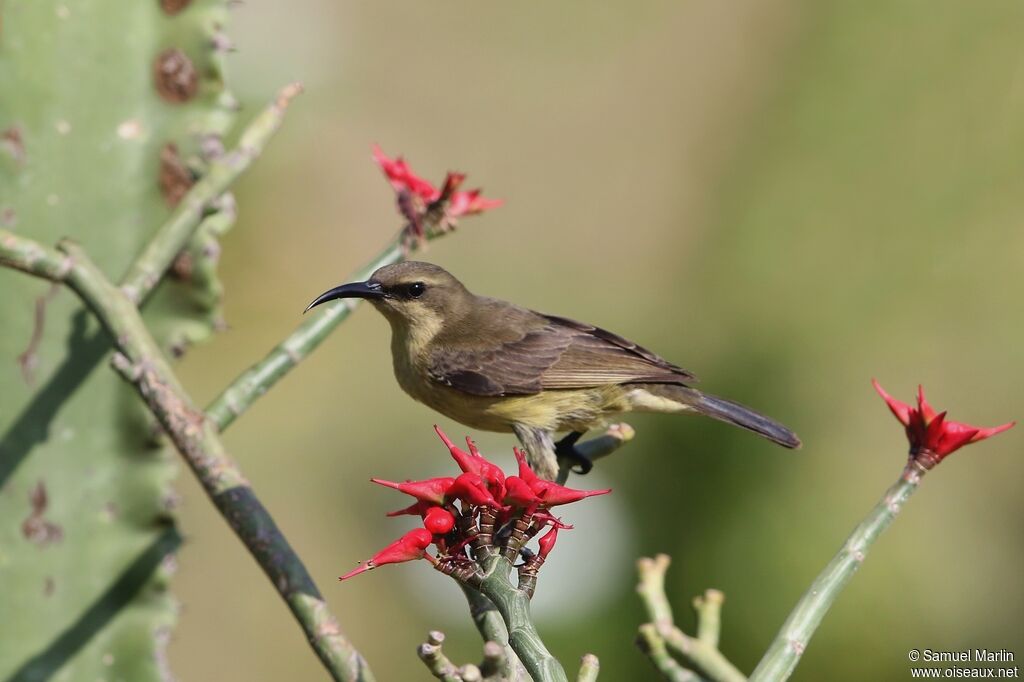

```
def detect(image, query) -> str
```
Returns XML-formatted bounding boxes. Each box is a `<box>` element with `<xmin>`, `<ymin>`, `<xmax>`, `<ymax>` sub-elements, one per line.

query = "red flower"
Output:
<box><xmin>372</xmin><ymin>146</ymin><xmax>502</xmax><ymax>237</ymax></box>
<box><xmin>434</xmin><ymin>426</ymin><xmax>506</xmax><ymax>499</ymax></box>
<box><xmin>371</xmin><ymin>477</ymin><xmax>455</xmax><ymax>505</ymax></box>
<box><xmin>339</xmin><ymin>528</ymin><xmax>433</xmax><ymax>581</ymax></box>
<box><xmin>372</xmin><ymin>145</ymin><xmax>437</xmax><ymax>200</ymax></box>
<box><xmin>447</xmin><ymin>472</ymin><xmax>501</xmax><ymax>509</ymax></box>
<box><xmin>873</xmin><ymin>379</ymin><xmax>1014</xmax><ymax>468</ymax></box>
<box><xmin>423</xmin><ymin>506</ymin><xmax>456</xmax><ymax>535</ymax></box>
<box><xmin>343</xmin><ymin>428</ymin><xmax>611</xmax><ymax>582</ymax></box>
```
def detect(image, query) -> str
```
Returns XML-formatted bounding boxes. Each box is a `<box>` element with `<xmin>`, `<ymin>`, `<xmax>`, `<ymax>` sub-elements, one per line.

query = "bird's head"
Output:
<box><xmin>305</xmin><ymin>261</ymin><xmax>472</xmax><ymax>331</ymax></box>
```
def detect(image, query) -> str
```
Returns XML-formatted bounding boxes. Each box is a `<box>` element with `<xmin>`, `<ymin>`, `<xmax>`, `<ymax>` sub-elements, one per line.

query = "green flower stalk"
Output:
<box><xmin>750</xmin><ymin>381</ymin><xmax>1014</xmax><ymax>681</ymax></box>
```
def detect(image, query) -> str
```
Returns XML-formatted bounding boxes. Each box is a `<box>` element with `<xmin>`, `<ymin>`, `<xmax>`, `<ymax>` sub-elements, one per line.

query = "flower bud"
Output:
<box><xmin>385</xmin><ymin>500</ymin><xmax>434</xmax><ymax>518</ymax></box>
<box><xmin>446</xmin><ymin>472</ymin><xmax>500</xmax><ymax>508</ymax></box>
<box><xmin>537</xmin><ymin>525</ymin><xmax>559</xmax><ymax>560</ymax></box>
<box><xmin>434</xmin><ymin>426</ymin><xmax>505</xmax><ymax>498</ymax></box>
<box><xmin>339</xmin><ymin>528</ymin><xmax>434</xmax><ymax>581</ymax></box>
<box><xmin>423</xmin><ymin>506</ymin><xmax>456</xmax><ymax>534</ymax></box>
<box><xmin>503</xmin><ymin>476</ymin><xmax>541</xmax><ymax>507</ymax></box>
<box><xmin>529</xmin><ymin>479</ymin><xmax>611</xmax><ymax>507</ymax></box>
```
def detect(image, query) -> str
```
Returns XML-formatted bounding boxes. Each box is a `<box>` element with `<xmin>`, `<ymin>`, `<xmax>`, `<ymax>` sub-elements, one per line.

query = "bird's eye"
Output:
<box><xmin>406</xmin><ymin>282</ymin><xmax>426</xmax><ymax>298</ymax></box>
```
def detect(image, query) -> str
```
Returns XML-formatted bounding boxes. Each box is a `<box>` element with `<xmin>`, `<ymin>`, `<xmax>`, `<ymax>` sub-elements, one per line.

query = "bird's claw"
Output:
<box><xmin>555</xmin><ymin>431</ymin><xmax>593</xmax><ymax>475</ymax></box>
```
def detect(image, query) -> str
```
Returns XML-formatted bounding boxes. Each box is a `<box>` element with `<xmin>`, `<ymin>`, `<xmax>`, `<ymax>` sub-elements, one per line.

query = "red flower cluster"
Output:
<box><xmin>372</xmin><ymin>146</ymin><xmax>502</xmax><ymax>241</ymax></box>
<box><xmin>873</xmin><ymin>379</ymin><xmax>1014</xmax><ymax>468</ymax></box>
<box><xmin>340</xmin><ymin>426</ymin><xmax>610</xmax><ymax>581</ymax></box>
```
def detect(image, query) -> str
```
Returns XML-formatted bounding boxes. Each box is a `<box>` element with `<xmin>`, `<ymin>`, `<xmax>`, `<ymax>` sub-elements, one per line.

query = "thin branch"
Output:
<box><xmin>637</xmin><ymin>625</ymin><xmax>704</xmax><ymax>682</ymax></box>
<box><xmin>693</xmin><ymin>590</ymin><xmax>723</xmax><ymax>650</ymax></box>
<box><xmin>0</xmin><ymin>230</ymin><xmax>373</xmax><ymax>682</ymax></box>
<box><xmin>748</xmin><ymin>463</ymin><xmax>926</xmax><ymax>681</ymax></box>
<box><xmin>418</xmin><ymin>631</ymin><xmax>462</xmax><ymax>682</ymax></box>
<box><xmin>636</xmin><ymin>555</ymin><xmax>745</xmax><ymax>682</ymax></box>
<box><xmin>418</xmin><ymin>631</ymin><xmax>515</xmax><ymax>682</ymax></box>
<box><xmin>438</xmin><ymin>536</ymin><xmax>566</xmax><ymax>682</ymax></box>
<box><xmin>119</xmin><ymin>82</ymin><xmax>303</xmax><ymax>304</ymax></box>
<box><xmin>575</xmin><ymin>654</ymin><xmax>600</xmax><ymax>682</ymax></box>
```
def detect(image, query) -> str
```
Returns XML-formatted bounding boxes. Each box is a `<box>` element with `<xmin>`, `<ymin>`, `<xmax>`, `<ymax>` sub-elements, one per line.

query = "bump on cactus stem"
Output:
<box><xmin>0</xmin><ymin>0</ymin><xmax>237</xmax><ymax>679</ymax></box>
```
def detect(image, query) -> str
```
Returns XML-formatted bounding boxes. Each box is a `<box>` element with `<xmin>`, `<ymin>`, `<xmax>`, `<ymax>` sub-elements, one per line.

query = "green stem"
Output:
<box><xmin>476</xmin><ymin>569</ymin><xmax>567</xmax><ymax>682</ymax></box>
<box><xmin>748</xmin><ymin>463</ymin><xmax>925</xmax><ymax>682</ymax></box>
<box><xmin>694</xmin><ymin>590</ymin><xmax>724</xmax><ymax>650</ymax></box>
<box><xmin>0</xmin><ymin>231</ymin><xmax>373</xmax><ymax>682</ymax></box>
<box><xmin>459</xmin><ymin>584</ymin><xmax>527</xmax><ymax>680</ymax></box>
<box><xmin>636</xmin><ymin>625</ymin><xmax>704</xmax><ymax>682</ymax></box>
<box><xmin>119</xmin><ymin>83</ymin><xmax>302</xmax><ymax>304</ymax></box>
<box><xmin>635</xmin><ymin>556</ymin><xmax>744</xmax><ymax>682</ymax></box>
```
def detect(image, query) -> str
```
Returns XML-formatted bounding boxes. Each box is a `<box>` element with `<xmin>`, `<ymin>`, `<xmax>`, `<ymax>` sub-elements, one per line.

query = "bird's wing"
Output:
<box><xmin>427</xmin><ymin>312</ymin><xmax>696</xmax><ymax>397</ymax></box>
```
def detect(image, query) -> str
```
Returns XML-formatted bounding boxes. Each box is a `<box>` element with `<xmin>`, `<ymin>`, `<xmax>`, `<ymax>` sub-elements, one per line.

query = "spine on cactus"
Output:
<box><xmin>0</xmin><ymin>1</ymin><xmax>236</xmax><ymax>680</ymax></box>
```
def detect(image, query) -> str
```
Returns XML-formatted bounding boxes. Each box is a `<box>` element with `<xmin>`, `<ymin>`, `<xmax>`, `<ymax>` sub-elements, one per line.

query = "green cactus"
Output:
<box><xmin>0</xmin><ymin>1</ymin><xmax>236</xmax><ymax>679</ymax></box>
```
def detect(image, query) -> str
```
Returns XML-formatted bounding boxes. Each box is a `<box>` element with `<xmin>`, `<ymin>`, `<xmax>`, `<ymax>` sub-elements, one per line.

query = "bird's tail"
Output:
<box><xmin>636</xmin><ymin>384</ymin><xmax>801</xmax><ymax>449</ymax></box>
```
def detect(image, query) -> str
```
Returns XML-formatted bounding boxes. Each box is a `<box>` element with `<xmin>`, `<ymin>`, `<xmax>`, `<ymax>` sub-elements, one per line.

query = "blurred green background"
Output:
<box><xmin>168</xmin><ymin>1</ymin><xmax>1023</xmax><ymax>680</ymax></box>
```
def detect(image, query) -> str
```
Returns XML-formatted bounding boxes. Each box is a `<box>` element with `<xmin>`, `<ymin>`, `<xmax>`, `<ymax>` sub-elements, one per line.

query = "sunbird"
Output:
<box><xmin>307</xmin><ymin>262</ymin><xmax>800</xmax><ymax>480</ymax></box>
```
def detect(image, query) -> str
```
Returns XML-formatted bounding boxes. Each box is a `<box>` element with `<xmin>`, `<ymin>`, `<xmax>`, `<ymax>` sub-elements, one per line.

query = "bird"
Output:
<box><xmin>306</xmin><ymin>261</ymin><xmax>800</xmax><ymax>480</ymax></box>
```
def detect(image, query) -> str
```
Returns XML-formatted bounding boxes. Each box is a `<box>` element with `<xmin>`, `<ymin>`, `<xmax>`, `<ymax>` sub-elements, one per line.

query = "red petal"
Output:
<box><xmin>917</xmin><ymin>385</ymin><xmax>937</xmax><ymax>423</ymax></box>
<box><xmin>448</xmin><ymin>189</ymin><xmax>503</xmax><ymax>217</ymax></box>
<box><xmin>436</xmin><ymin>172</ymin><xmax>467</xmax><ymax>203</ymax></box>
<box><xmin>503</xmin><ymin>476</ymin><xmax>541</xmax><ymax>507</ymax></box>
<box><xmin>873</xmin><ymin>379</ymin><xmax>912</xmax><ymax>426</ymax></box>
<box><xmin>435</xmin><ymin>425</ymin><xmax>479</xmax><ymax>474</ymax></box>
<box><xmin>371</xmin><ymin>477</ymin><xmax>455</xmax><ymax>505</ymax></box>
<box><xmin>513</xmin><ymin>448</ymin><xmax>539</xmax><ymax>485</ymax></box>
<box><xmin>924</xmin><ymin>410</ymin><xmax>947</xmax><ymax>448</ymax></box>
<box><xmin>935</xmin><ymin>427</ymin><xmax>979</xmax><ymax>456</ymax></box>
<box><xmin>530</xmin><ymin>480</ymin><xmax>611</xmax><ymax>507</ymax></box>
<box><xmin>372</xmin><ymin>145</ymin><xmax>438</xmax><ymax>201</ymax></box>
<box><xmin>532</xmin><ymin>511</ymin><xmax>574</xmax><ymax>529</ymax></box>
<box><xmin>537</xmin><ymin>525</ymin><xmax>559</xmax><ymax>559</ymax></box>
<box><xmin>971</xmin><ymin>421</ymin><xmax>1016</xmax><ymax>443</ymax></box>
<box><xmin>434</xmin><ymin>427</ymin><xmax>506</xmax><ymax>497</ymax></box>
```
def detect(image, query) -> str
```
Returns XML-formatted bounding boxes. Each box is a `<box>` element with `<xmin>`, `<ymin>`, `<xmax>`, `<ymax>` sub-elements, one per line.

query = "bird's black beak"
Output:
<box><xmin>304</xmin><ymin>280</ymin><xmax>385</xmax><ymax>312</ymax></box>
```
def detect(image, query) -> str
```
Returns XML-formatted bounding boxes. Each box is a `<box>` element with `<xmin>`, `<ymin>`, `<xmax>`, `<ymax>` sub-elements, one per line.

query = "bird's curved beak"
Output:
<box><xmin>304</xmin><ymin>280</ymin><xmax>385</xmax><ymax>312</ymax></box>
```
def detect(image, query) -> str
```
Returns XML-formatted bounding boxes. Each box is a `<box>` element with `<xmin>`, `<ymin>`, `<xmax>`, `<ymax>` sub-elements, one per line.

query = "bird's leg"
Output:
<box><xmin>511</xmin><ymin>424</ymin><xmax>559</xmax><ymax>481</ymax></box>
<box><xmin>554</xmin><ymin>431</ymin><xmax>593</xmax><ymax>475</ymax></box>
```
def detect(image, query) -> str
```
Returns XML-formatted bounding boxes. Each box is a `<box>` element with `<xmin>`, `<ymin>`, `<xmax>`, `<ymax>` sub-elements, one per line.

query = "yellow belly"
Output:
<box><xmin>399</xmin><ymin>369</ymin><xmax>631</xmax><ymax>433</ymax></box>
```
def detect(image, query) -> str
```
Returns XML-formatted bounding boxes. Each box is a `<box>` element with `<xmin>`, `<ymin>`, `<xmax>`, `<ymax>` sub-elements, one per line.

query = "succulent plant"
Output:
<box><xmin>0</xmin><ymin>1</ymin><xmax>236</xmax><ymax>678</ymax></box>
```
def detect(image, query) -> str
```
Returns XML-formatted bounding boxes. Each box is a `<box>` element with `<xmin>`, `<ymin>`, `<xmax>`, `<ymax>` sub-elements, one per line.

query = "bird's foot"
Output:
<box><xmin>555</xmin><ymin>431</ymin><xmax>593</xmax><ymax>475</ymax></box>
